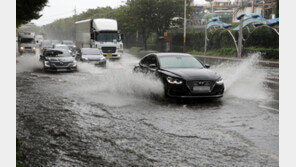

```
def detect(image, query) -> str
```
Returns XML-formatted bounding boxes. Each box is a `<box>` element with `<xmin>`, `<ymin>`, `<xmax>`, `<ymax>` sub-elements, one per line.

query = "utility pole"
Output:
<box><xmin>252</xmin><ymin>0</ymin><xmax>254</xmax><ymax>13</ymax></box>
<box><xmin>183</xmin><ymin>0</ymin><xmax>186</xmax><ymax>52</ymax></box>
<box><xmin>204</xmin><ymin>20</ymin><xmax>208</xmax><ymax>56</ymax></box>
<box><xmin>237</xmin><ymin>18</ymin><xmax>243</xmax><ymax>58</ymax></box>
<box><xmin>74</xmin><ymin>5</ymin><xmax>77</xmax><ymax>16</ymax></box>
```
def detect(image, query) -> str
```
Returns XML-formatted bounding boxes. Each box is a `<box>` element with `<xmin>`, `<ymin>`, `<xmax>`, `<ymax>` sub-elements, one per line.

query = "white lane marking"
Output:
<box><xmin>259</xmin><ymin>105</ymin><xmax>279</xmax><ymax>112</ymax></box>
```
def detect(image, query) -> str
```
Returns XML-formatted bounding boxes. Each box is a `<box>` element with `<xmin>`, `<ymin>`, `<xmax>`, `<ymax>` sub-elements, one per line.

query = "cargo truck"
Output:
<box><xmin>18</xmin><ymin>32</ymin><xmax>37</xmax><ymax>55</ymax></box>
<box><xmin>75</xmin><ymin>18</ymin><xmax>124</xmax><ymax>59</ymax></box>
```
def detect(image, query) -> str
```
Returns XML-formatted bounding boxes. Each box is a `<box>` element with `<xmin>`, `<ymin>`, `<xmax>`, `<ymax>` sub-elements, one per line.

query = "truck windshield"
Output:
<box><xmin>20</xmin><ymin>38</ymin><xmax>35</xmax><ymax>44</ymax></box>
<box><xmin>96</xmin><ymin>32</ymin><xmax>121</xmax><ymax>42</ymax></box>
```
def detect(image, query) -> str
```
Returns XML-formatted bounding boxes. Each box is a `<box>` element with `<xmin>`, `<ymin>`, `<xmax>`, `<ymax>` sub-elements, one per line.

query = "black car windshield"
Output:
<box><xmin>45</xmin><ymin>50</ymin><xmax>70</xmax><ymax>57</ymax></box>
<box><xmin>96</xmin><ymin>32</ymin><xmax>121</xmax><ymax>42</ymax></box>
<box><xmin>158</xmin><ymin>55</ymin><xmax>204</xmax><ymax>69</ymax></box>
<box><xmin>20</xmin><ymin>38</ymin><xmax>35</xmax><ymax>44</ymax></box>
<box><xmin>81</xmin><ymin>49</ymin><xmax>101</xmax><ymax>55</ymax></box>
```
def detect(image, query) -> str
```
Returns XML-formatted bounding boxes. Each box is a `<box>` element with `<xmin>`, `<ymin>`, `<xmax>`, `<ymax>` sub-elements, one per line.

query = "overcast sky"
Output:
<box><xmin>32</xmin><ymin>0</ymin><xmax>209</xmax><ymax>26</ymax></box>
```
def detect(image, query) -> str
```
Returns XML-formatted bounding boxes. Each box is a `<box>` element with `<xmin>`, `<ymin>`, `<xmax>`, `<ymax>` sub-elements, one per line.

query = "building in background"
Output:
<box><xmin>187</xmin><ymin>0</ymin><xmax>277</xmax><ymax>29</ymax></box>
<box><xmin>233</xmin><ymin>0</ymin><xmax>277</xmax><ymax>22</ymax></box>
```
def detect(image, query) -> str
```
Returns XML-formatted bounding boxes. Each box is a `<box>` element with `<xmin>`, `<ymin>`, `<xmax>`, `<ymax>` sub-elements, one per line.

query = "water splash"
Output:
<box><xmin>212</xmin><ymin>53</ymin><xmax>271</xmax><ymax>101</ymax></box>
<box><xmin>16</xmin><ymin>54</ymin><xmax>42</xmax><ymax>73</ymax></box>
<box><xmin>97</xmin><ymin>69</ymin><xmax>164</xmax><ymax>99</ymax></box>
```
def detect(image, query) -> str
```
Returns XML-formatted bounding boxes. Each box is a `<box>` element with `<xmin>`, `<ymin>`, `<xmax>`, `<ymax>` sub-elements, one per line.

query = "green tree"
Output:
<box><xmin>128</xmin><ymin>0</ymin><xmax>156</xmax><ymax>50</ymax></box>
<box><xmin>16</xmin><ymin>0</ymin><xmax>48</xmax><ymax>27</ymax></box>
<box><xmin>151</xmin><ymin>0</ymin><xmax>193</xmax><ymax>36</ymax></box>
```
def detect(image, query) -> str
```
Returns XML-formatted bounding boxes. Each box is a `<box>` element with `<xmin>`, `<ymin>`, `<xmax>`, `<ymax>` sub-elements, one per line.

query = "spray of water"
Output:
<box><xmin>212</xmin><ymin>53</ymin><xmax>271</xmax><ymax>101</ymax></box>
<box><xmin>16</xmin><ymin>54</ymin><xmax>42</xmax><ymax>73</ymax></box>
<box><xmin>97</xmin><ymin>69</ymin><xmax>164</xmax><ymax>98</ymax></box>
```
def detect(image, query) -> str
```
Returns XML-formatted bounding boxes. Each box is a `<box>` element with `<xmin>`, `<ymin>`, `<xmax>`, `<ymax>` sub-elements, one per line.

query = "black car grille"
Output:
<box><xmin>102</xmin><ymin>47</ymin><xmax>116</xmax><ymax>53</ymax></box>
<box><xmin>53</xmin><ymin>62</ymin><xmax>71</xmax><ymax>67</ymax></box>
<box><xmin>186</xmin><ymin>80</ymin><xmax>216</xmax><ymax>93</ymax></box>
<box><xmin>25</xmin><ymin>47</ymin><xmax>31</xmax><ymax>49</ymax></box>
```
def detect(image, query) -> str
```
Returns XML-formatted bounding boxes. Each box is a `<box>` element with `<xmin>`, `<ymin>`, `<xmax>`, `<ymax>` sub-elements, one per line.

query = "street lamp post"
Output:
<box><xmin>183</xmin><ymin>0</ymin><xmax>186</xmax><ymax>52</ymax></box>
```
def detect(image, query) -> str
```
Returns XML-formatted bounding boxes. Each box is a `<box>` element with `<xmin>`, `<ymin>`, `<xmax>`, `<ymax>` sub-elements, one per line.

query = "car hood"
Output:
<box><xmin>161</xmin><ymin>68</ymin><xmax>220</xmax><ymax>81</ymax></box>
<box><xmin>46</xmin><ymin>57</ymin><xmax>74</xmax><ymax>62</ymax></box>
<box><xmin>82</xmin><ymin>55</ymin><xmax>104</xmax><ymax>61</ymax></box>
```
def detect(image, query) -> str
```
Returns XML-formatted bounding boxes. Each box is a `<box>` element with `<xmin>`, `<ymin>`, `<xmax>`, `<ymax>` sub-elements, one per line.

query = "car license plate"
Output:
<box><xmin>106</xmin><ymin>53</ymin><xmax>112</xmax><ymax>56</ymax></box>
<box><xmin>193</xmin><ymin>86</ymin><xmax>210</xmax><ymax>93</ymax></box>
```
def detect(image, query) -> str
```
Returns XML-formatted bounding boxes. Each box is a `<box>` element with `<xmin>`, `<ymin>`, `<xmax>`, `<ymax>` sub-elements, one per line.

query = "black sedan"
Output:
<box><xmin>133</xmin><ymin>53</ymin><xmax>224</xmax><ymax>98</ymax></box>
<box><xmin>76</xmin><ymin>48</ymin><xmax>106</xmax><ymax>67</ymax></box>
<box><xmin>40</xmin><ymin>49</ymin><xmax>77</xmax><ymax>72</ymax></box>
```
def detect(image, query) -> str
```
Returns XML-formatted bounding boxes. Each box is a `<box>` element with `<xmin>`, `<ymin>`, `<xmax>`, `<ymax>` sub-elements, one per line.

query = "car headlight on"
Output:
<box><xmin>20</xmin><ymin>46</ymin><xmax>24</xmax><ymax>50</ymax></box>
<box><xmin>167</xmin><ymin>76</ymin><xmax>183</xmax><ymax>85</ymax></box>
<box><xmin>72</xmin><ymin>60</ymin><xmax>77</xmax><ymax>67</ymax></box>
<box><xmin>33</xmin><ymin>47</ymin><xmax>36</xmax><ymax>50</ymax></box>
<box><xmin>44</xmin><ymin>61</ymin><xmax>50</xmax><ymax>67</ymax></box>
<box><xmin>216</xmin><ymin>78</ymin><xmax>224</xmax><ymax>85</ymax></box>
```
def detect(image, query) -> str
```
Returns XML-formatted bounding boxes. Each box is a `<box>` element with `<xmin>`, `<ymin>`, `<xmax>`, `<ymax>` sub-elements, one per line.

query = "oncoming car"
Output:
<box><xmin>133</xmin><ymin>53</ymin><xmax>224</xmax><ymax>98</ymax></box>
<box><xmin>40</xmin><ymin>49</ymin><xmax>77</xmax><ymax>72</ymax></box>
<box><xmin>77</xmin><ymin>48</ymin><xmax>106</xmax><ymax>67</ymax></box>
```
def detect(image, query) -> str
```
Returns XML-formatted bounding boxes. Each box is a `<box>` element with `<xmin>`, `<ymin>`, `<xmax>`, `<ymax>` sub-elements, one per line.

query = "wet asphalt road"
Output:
<box><xmin>16</xmin><ymin>50</ymin><xmax>279</xmax><ymax>167</ymax></box>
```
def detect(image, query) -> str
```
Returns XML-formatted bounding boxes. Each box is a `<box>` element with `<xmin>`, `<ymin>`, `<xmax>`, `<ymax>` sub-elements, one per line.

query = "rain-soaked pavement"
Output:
<box><xmin>16</xmin><ymin>49</ymin><xmax>279</xmax><ymax>167</ymax></box>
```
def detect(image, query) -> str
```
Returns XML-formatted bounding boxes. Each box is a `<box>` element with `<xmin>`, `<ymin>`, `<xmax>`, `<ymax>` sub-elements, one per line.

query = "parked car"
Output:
<box><xmin>77</xmin><ymin>48</ymin><xmax>106</xmax><ymax>67</ymax></box>
<box><xmin>40</xmin><ymin>49</ymin><xmax>77</xmax><ymax>72</ymax></box>
<box><xmin>133</xmin><ymin>53</ymin><xmax>224</xmax><ymax>98</ymax></box>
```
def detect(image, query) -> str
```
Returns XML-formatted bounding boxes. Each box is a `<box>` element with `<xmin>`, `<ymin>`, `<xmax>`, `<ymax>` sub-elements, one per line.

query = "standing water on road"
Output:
<box><xmin>16</xmin><ymin>51</ymin><xmax>278</xmax><ymax>166</ymax></box>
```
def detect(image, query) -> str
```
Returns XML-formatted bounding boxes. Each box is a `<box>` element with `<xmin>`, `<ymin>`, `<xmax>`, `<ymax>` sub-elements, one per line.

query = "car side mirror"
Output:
<box><xmin>149</xmin><ymin>64</ymin><xmax>157</xmax><ymax>69</ymax></box>
<box><xmin>204</xmin><ymin>64</ymin><xmax>210</xmax><ymax>68</ymax></box>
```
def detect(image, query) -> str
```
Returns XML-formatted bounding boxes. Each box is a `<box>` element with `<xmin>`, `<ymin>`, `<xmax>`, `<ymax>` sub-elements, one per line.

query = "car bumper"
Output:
<box><xmin>44</xmin><ymin>63</ymin><xmax>77</xmax><ymax>71</ymax></box>
<box><xmin>81</xmin><ymin>60</ymin><xmax>106</xmax><ymax>66</ymax></box>
<box><xmin>165</xmin><ymin>83</ymin><xmax>224</xmax><ymax>98</ymax></box>
<box><xmin>44</xmin><ymin>66</ymin><xmax>77</xmax><ymax>72</ymax></box>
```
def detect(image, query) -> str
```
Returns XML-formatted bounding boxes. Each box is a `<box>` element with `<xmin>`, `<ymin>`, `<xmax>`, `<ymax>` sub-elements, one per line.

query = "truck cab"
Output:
<box><xmin>75</xmin><ymin>18</ymin><xmax>124</xmax><ymax>59</ymax></box>
<box><xmin>18</xmin><ymin>32</ymin><xmax>37</xmax><ymax>55</ymax></box>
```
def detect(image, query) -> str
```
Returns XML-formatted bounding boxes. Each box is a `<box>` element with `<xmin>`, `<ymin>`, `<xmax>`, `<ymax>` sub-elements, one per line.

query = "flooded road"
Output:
<box><xmin>16</xmin><ymin>50</ymin><xmax>279</xmax><ymax>166</ymax></box>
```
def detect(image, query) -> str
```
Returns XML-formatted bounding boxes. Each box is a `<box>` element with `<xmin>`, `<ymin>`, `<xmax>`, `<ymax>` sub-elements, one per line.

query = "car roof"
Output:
<box><xmin>153</xmin><ymin>52</ymin><xmax>193</xmax><ymax>57</ymax></box>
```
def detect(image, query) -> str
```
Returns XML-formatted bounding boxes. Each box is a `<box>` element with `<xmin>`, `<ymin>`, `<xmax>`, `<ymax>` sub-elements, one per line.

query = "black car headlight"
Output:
<box><xmin>167</xmin><ymin>76</ymin><xmax>183</xmax><ymax>85</ymax></box>
<box><xmin>216</xmin><ymin>78</ymin><xmax>224</xmax><ymax>85</ymax></box>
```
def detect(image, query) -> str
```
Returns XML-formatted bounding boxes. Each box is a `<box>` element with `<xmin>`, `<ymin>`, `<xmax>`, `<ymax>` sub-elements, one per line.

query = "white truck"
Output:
<box><xmin>18</xmin><ymin>32</ymin><xmax>37</xmax><ymax>54</ymax></box>
<box><xmin>75</xmin><ymin>18</ymin><xmax>124</xmax><ymax>59</ymax></box>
